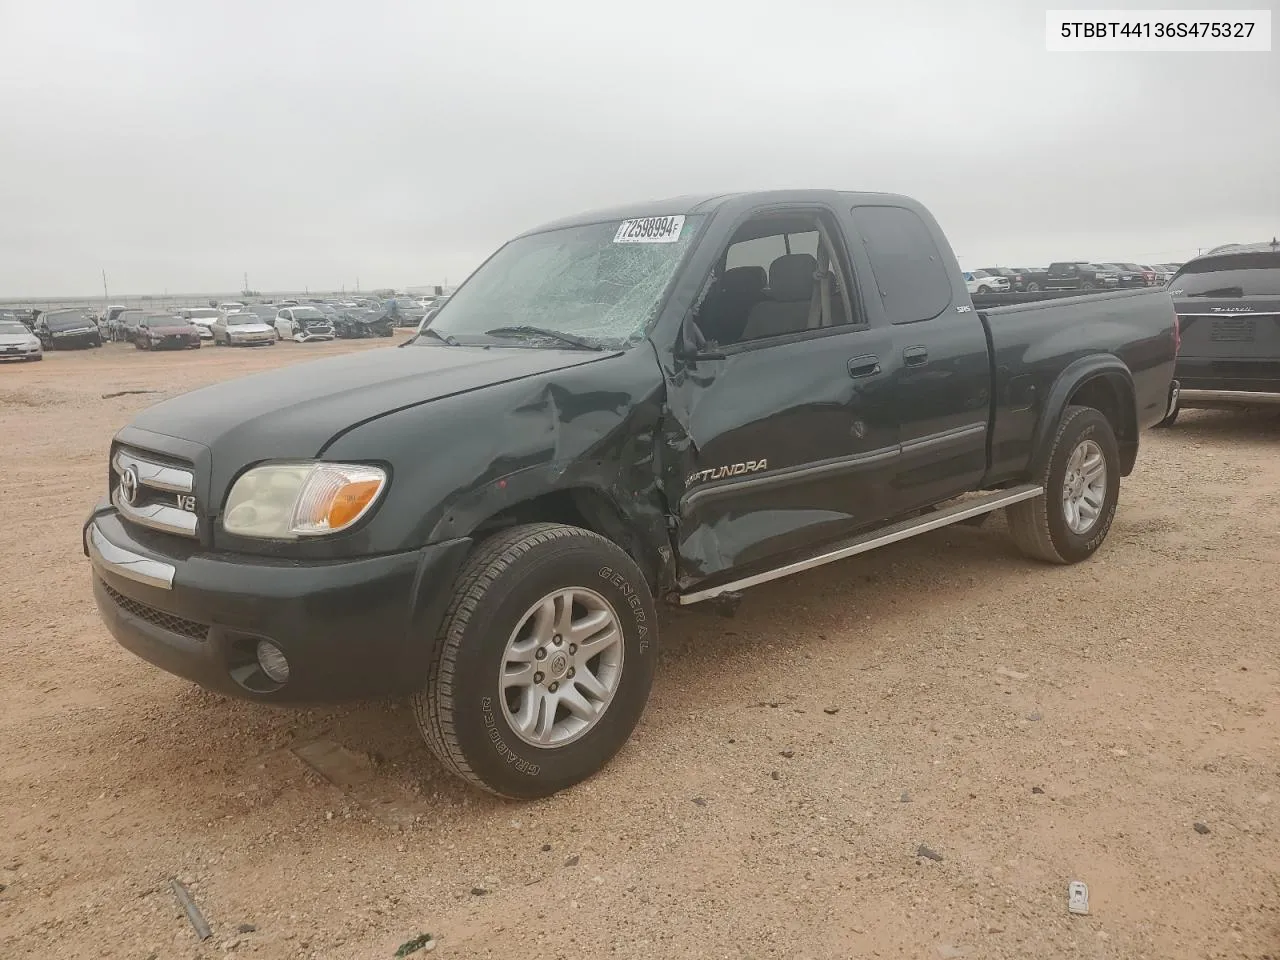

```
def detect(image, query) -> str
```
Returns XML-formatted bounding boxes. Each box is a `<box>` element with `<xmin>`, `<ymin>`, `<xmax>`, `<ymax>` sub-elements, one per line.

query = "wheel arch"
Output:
<box><xmin>1033</xmin><ymin>357</ymin><xmax>1139</xmax><ymax>478</ymax></box>
<box><xmin>430</xmin><ymin>477</ymin><xmax>671</xmax><ymax>592</ymax></box>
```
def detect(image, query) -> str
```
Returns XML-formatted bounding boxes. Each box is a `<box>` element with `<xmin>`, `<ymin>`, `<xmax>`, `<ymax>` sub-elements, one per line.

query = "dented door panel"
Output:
<box><xmin>663</xmin><ymin>326</ymin><xmax>900</xmax><ymax>583</ymax></box>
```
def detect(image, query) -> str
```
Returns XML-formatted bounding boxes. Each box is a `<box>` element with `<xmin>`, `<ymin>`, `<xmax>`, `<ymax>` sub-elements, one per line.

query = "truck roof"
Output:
<box><xmin>519</xmin><ymin>189</ymin><xmax>920</xmax><ymax>236</ymax></box>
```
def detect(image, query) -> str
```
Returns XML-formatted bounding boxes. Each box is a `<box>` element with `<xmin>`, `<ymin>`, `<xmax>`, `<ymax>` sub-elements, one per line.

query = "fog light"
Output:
<box><xmin>256</xmin><ymin>640</ymin><xmax>290</xmax><ymax>684</ymax></box>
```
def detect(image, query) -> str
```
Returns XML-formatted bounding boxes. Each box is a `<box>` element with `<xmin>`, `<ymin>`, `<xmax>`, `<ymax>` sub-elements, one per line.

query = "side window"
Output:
<box><xmin>695</xmin><ymin>212</ymin><xmax>857</xmax><ymax>349</ymax></box>
<box><xmin>850</xmin><ymin>205</ymin><xmax>953</xmax><ymax>325</ymax></box>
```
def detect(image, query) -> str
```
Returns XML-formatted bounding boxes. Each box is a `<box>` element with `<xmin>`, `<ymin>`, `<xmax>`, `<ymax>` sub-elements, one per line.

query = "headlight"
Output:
<box><xmin>223</xmin><ymin>462</ymin><xmax>387</xmax><ymax>539</ymax></box>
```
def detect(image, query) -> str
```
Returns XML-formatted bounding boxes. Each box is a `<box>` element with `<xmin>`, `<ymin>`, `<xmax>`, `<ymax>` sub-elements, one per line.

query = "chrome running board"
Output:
<box><xmin>677</xmin><ymin>484</ymin><xmax>1044</xmax><ymax>605</ymax></box>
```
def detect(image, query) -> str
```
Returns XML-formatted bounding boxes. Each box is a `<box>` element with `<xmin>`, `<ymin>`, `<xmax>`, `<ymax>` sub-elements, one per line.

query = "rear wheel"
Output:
<box><xmin>1007</xmin><ymin>405</ymin><xmax>1120</xmax><ymax>564</ymax></box>
<box><xmin>1026</xmin><ymin>281</ymin><xmax>1041</xmax><ymax>292</ymax></box>
<box><xmin>412</xmin><ymin>523</ymin><xmax>658</xmax><ymax>798</ymax></box>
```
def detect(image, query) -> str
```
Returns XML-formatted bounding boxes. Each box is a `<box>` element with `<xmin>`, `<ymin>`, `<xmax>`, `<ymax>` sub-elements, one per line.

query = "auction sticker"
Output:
<box><xmin>613</xmin><ymin>216</ymin><xmax>686</xmax><ymax>243</ymax></box>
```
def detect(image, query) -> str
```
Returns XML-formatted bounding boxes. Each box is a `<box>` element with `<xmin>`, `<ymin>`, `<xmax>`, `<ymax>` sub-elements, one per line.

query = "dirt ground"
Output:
<box><xmin>1</xmin><ymin>338</ymin><xmax>1278</xmax><ymax>960</ymax></box>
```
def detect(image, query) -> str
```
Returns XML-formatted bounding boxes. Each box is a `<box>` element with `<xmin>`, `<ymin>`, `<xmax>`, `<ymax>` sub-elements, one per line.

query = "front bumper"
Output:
<box><xmin>146</xmin><ymin>335</ymin><xmax>201</xmax><ymax>349</ymax></box>
<box><xmin>84</xmin><ymin>505</ymin><xmax>472</xmax><ymax>703</ymax></box>
<box><xmin>0</xmin><ymin>344</ymin><xmax>41</xmax><ymax>359</ymax></box>
<box><xmin>50</xmin><ymin>333</ymin><xmax>99</xmax><ymax>348</ymax></box>
<box><xmin>1174</xmin><ymin>357</ymin><xmax>1280</xmax><ymax>395</ymax></box>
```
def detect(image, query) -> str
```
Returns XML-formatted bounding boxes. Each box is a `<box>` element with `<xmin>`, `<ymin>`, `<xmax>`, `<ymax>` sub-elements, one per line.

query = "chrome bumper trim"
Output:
<box><xmin>86</xmin><ymin>521</ymin><xmax>175</xmax><ymax>590</ymax></box>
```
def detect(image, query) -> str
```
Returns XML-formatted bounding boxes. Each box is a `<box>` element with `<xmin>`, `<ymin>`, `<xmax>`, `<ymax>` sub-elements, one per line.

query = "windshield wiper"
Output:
<box><xmin>401</xmin><ymin>326</ymin><xmax>459</xmax><ymax>348</ymax></box>
<box><xmin>484</xmin><ymin>325</ymin><xmax>603</xmax><ymax>351</ymax></box>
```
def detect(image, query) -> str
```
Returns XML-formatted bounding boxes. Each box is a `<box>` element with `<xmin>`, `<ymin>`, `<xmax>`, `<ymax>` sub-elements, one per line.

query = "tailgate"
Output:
<box><xmin>1176</xmin><ymin>300</ymin><xmax>1280</xmax><ymax>362</ymax></box>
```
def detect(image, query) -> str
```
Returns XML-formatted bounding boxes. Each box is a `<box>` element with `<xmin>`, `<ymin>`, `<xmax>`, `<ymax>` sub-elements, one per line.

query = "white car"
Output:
<box><xmin>964</xmin><ymin>269</ymin><xmax>1011</xmax><ymax>294</ymax></box>
<box><xmin>0</xmin><ymin>317</ymin><xmax>42</xmax><ymax>361</ymax></box>
<box><xmin>178</xmin><ymin>307</ymin><xmax>220</xmax><ymax>340</ymax></box>
<box><xmin>274</xmin><ymin>306</ymin><xmax>336</xmax><ymax>343</ymax></box>
<box><xmin>212</xmin><ymin>311</ymin><xmax>276</xmax><ymax>347</ymax></box>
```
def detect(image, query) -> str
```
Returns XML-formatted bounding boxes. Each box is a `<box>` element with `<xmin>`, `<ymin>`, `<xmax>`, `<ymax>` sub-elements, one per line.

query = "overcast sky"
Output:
<box><xmin>1</xmin><ymin>0</ymin><xmax>1276</xmax><ymax>297</ymax></box>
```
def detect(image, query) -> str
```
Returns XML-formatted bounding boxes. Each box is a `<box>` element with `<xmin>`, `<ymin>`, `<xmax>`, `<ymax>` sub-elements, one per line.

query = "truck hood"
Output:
<box><xmin>127</xmin><ymin>343</ymin><xmax>616</xmax><ymax>471</ymax></box>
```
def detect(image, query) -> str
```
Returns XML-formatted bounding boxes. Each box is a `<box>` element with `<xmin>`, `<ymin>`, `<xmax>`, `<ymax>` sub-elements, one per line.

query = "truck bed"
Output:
<box><xmin>978</xmin><ymin>286</ymin><xmax>1178</xmax><ymax>483</ymax></box>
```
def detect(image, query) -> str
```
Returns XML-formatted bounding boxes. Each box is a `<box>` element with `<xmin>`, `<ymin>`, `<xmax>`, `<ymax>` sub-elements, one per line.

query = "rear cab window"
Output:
<box><xmin>849</xmin><ymin>205</ymin><xmax>954</xmax><ymax>325</ymax></box>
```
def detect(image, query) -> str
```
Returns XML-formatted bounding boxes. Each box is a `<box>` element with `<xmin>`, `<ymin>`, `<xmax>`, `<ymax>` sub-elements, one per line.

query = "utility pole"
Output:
<box><xmin>356</xmin><ymin>275</ymin><xmax>360</xmax><ymax>293</ymax></box>
<box><xmin>102</xmin><ymin>269</ymin><xmax>109</xmax><ymax>305</ymax></box>
<box><xmin>243</xmin><ymin>271</ymin><xmax>249</xmax><ymax>294</ymax></box>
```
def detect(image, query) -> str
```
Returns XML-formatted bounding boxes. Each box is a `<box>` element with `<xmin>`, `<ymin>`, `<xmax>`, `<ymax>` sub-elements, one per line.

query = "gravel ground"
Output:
<box><xmin>1</xmin><ymin>339</ymin><xmax>1278</xmax><ymax>960</ymax></box>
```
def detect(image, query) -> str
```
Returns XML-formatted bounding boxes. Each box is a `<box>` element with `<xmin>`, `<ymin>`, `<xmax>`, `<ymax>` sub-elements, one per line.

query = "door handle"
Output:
<box><xmin>848</xmin><ymin>355</ymin><xmax>881</xmax><ymax>378</ymax></box>
<box><xmin>903</xmin><ymin>345</ymin><xmax>929</xmax><ymax>366</ymax></box>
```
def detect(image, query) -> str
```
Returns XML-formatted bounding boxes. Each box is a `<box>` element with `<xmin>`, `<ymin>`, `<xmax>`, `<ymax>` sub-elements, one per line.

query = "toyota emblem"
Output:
<box><xmin>119</xmin><ymin>465</ymin><xmax>140</xmax><ymax>505</ymax></box>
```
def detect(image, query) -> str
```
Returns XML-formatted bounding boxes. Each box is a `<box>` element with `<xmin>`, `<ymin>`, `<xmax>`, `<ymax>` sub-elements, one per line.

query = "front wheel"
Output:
<box><xmin>412</xmin><ymin>523</ymin><xmax>658</xmax><ymax>799</ymax></box>
<box><xmin>977</xmin><ymin>285</ymin><xmax>991</xmax><ymax>294</ymax></box>
<box><xmin>1007</xmin><ymin>405</ymin><xmax>1120</xmax><ymax>564</ymax></box>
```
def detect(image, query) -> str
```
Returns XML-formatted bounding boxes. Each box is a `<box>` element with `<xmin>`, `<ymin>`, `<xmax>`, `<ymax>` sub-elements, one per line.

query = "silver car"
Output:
<box><xmin>0</xmin><ymin>318</ymin><xmax>42</xmax><ymax>361</ymax></box>
<box><xmin>212</xmin><ymin>311</ymin><xmax>276</xmax><ymax>347</ymax></box>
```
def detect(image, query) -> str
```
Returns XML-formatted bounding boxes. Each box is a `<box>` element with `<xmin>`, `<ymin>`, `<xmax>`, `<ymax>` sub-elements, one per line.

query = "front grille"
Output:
<box><xmin>101</xmin><ymin>581</ymin><xmax>209</xmax><ymax>641</ymax></box>
<box><xmin>111</xmin><ymin>447</ymin><xmax>199</xmax><ymax>539</ymax></box>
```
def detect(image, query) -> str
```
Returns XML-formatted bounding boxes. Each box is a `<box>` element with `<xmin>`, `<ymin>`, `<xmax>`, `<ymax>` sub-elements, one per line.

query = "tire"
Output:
<box><xmin>134</xmin><ymin>339</ymin><xmax>144</xmax><ymax>350</ymax></box>
<box><xmin>412</xmin><ymin>522</ymin><xmax>658</xmax><ymax>799</ymax></box>
<box><xmin>1007</xmin><ymin>405</ymin><xmax>1121</xmax><ymax>564</ymax></box>
<box><xmin>1154</xmin><ymin>382</ymin><xmax>1180</xmax><ymax>427</ymax></box>
<box><xmin>1026</xmin><ymin>282</ymin><xmax>1040</xmax><ymax>292</ymax></box>
<box><xmin>1083</xmin><ymin>280</ymin><xmax>1097</xmax><ymax>290</ymax></box>
<box><xmin>977</xmin><ymin>285</ymin><xmax>991</xmax><ymax>294</ymax></box>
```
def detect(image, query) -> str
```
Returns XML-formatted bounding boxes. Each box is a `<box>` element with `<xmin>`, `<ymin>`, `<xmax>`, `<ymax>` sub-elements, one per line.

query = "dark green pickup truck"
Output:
<box><xmin>85</xmin><ymin>190</ymin><xmax>1178</xmax><ymax>797</ymax></box>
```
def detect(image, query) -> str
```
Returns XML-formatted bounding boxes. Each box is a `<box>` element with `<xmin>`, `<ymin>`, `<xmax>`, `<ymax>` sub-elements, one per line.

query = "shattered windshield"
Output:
<box><xmin>425</xmin><ymin>215</ymin><xmax>703</xmax><ymax>347</ymax></box>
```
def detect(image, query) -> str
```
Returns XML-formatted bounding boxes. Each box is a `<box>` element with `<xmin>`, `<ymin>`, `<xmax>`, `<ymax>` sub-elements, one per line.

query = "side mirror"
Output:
<box><xmin>676</xmin><ymin>317</ymin><xmax>725</xmax><ymax>362</ymax></box>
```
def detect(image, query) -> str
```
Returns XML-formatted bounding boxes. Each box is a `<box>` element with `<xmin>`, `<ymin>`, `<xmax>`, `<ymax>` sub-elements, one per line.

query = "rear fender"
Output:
<box><xmin>1031</xmin><ymin>356</ymin><xmax>1138</xmax><ymax>478</ymax></box>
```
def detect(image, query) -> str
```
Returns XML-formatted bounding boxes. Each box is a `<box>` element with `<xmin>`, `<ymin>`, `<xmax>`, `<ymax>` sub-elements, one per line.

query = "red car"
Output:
<box><xmin>133</xmin><ymin>314</ymin><xmax>202</xmax><ymax>350</ymax></box>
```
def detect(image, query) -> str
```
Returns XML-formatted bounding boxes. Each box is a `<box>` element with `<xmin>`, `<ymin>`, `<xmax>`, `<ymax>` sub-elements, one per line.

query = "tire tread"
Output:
<box><xmin>410</xmin><ymin>522</ymin><xmax>618</xmax><ymax>797</ymax></box>
<box><xmin>1007</xmin><ymin>405</ymin><xmax>1095</xmax><ymax>564</ymax></box>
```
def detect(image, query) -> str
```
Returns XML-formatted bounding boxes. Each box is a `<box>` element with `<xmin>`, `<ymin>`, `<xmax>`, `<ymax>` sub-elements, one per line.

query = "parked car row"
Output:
<box><xmin>967</xmin><ymin>261</ymin><xmax>1184</xmax><ymax>294</ymax></box>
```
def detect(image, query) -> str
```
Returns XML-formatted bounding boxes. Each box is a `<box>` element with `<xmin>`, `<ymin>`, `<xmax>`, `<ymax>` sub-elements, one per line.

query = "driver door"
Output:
<box><xmin>667</xmin><ymin>206</ymin><xmax>900</xmax><ymax>585</ymax></box>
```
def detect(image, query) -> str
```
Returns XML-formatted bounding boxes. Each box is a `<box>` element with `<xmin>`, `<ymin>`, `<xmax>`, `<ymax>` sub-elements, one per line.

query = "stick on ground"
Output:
<box><xmin>170</xmin><ymin>879</ymin><xmax>212</xmax><ymax>941</ymax></box>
